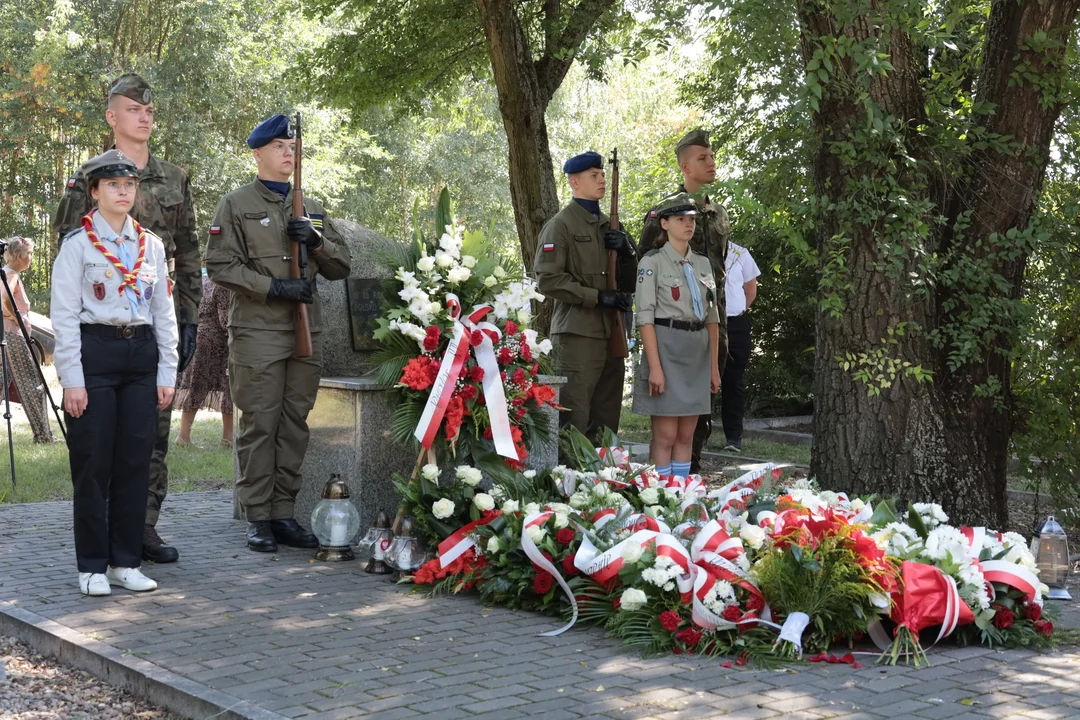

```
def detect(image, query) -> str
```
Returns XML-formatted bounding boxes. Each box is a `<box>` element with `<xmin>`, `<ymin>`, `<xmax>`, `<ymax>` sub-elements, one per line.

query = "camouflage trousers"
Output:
<box><xmin>145</xmin><ymin>403</ymin><xmax>173</xmax><ymax>526</ymax></box>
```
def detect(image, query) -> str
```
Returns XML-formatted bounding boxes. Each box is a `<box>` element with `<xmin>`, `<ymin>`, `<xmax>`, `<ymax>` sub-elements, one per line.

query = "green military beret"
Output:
<box><xmin>81</xmin><ymin>149</ymin><xmax>139</xmax><ymax>180</ymax></box>
<box><xmin>109</xmin><ymin>73</ymin><xmax>152</xmax><ymax>105</ymax></box>
<box><xmin>652</xmin><ymin>192</ymin><xmax>698</xmax><ymax>219</ymax></box>
<box><xmin>675</xmin><ymin>129</ymin><xmax>711</xmax><ymax>159</ymax></box>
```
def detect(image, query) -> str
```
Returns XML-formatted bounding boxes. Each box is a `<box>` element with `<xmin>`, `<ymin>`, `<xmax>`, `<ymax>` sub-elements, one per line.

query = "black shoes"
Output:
<box><xmin>247</xmin><ymin>521</ymin><xmax>278</xmax><ymax>553</ymax></box>
<box><xmin>142</xmin><ymin>524</ymin><xmax>180</xmax><ymax>563</ymax></box>
<box><xmin>270</xmin><ymin>518</ymin><xmax>319</xmax><ymax>549</ymax></box>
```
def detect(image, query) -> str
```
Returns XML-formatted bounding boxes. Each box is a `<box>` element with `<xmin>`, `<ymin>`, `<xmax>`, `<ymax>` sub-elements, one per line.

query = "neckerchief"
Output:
<box><xmin>82</xmin><ymin>212</ymin><xmax>146</xmax><ymax>299</ymax></box>
<box><xmin>681</xmin><ymin>259</ymin><xmax>705</xmax><ymax>321</ymax></box>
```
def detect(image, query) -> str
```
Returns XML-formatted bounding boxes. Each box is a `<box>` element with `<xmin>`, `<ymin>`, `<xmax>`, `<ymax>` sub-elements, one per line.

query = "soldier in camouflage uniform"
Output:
<box><xmin>53</xmin><ymin>74</ymin><xmax>202</xmax><ymax>564</ymax></box>
<box><xmin>638</xmin><ymin>130</ymin><xmax>731</xmax><ymax>474</ymax></box>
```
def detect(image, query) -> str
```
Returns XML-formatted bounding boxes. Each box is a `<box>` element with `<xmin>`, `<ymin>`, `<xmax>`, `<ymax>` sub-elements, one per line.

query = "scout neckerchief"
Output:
<box><xmin>680</xmin><ymin>258</ymin><xmax>705</xmax><ymax>321</ymax></box>
<box><xmin>81</xmin><ymin>212</ymin><xmax>147</xmax><ymax>300</ymax></box>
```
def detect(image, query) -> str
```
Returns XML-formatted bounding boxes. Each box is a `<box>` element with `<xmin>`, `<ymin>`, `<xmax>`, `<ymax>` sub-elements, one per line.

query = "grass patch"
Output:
<box><xmin>619</xmin><ymin>406</ymin><xmax>812</xmax><ymax>467</ymax></box>
<box><xmin>0</xmin><ymin>413</ymin><xmax>233</xmax><ymax>504</ymax></box>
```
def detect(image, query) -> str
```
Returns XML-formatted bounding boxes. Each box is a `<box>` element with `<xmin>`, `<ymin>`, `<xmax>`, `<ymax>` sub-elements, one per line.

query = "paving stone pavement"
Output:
<box><xmin>3</xmin><ymin>491</ymin><xmax>1080</xmax><ymax>720</ymax></box>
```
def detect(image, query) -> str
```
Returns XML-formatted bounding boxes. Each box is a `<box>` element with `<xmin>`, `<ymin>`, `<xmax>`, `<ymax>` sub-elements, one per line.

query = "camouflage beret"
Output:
<box><xmin>81</xmin><ymin>149</ymin><xmax>139</xmax><ymax>180</ymax></box>
<box><xmin>653</xmin><ymin>193</ymin><xmax>698</xmax><ymax>219</ymax></box>
<box><xmin>108</xmin><ymin>73</ymin><xmax>152</xmax><ymax>105</ymax></box>
<box><xmin>675</xmin><ymin>129</ymin><xmax>711</xmax><ymax>159</ymax></box>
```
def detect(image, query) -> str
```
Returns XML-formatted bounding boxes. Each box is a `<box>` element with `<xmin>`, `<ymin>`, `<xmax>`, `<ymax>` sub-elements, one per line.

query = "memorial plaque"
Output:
<box><xmin>345</xmin><ymin>278</ymin><xmax>384</xmax><ymax>351</ymax></box>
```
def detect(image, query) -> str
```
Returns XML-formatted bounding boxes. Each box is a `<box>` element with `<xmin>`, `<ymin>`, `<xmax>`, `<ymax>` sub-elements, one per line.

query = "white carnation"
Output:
<box><xmin>736</xmin><ymin>554</ymin><xmax>750</xmax><ymax>571</ymax></box>
<box><xmin>713</xmin><ymin>579</ymin><xmax>735</xmax><ymax>600</ymax></box>
<box><xmin>619</xmin><ymin>587</ymin><xmax>647</xmax><ymax>611</ymax></box>
<box><xmin>526</xmin><ymin>525</ymin><xmax>547</xmax><ymax>543</ymax></box>
<box><xmin>432</xmin><ymin>498</ymin><xmax>455</xmax><ymax>519</ymax></box>
<box><xmin>473</xmin><ymin>493</ymin><xmax>495</xmax><ymax>512</ymax></box>
<box><xmin>641</xmin><ymin>568</ymin><xmax>667</xmax><ymax>587</ymax></box>
<box><xmin>654</xmin><ymin>555</ymin><xmax>675</xmax><ymax>570</ymax></box>
<box><xmin>924</xmin><ymin>526</ymin><xmax>967</xmax><ymax>563</ymax></box>
<box><xmin>537</xmin><ymin>339</ymin><xmax>553</xmax><ymax>355</ymax></box>
<box><xmin>913</xmin><ymin>502</ymin><xmax>949</xmax><ymax>528</ymax></box>
<box><xmin>501</xmin><ymin>499</ymin><xmax>520</xmax><ymax>514</ymax></box>
<box><xmin>662</xmin><ymin>582</ymin><xmax>675</xmax><ymax>592</ymax></box>
<box><xmin>421</xmin><ymin>464</ymin><xmax>439</xmax><ymax>481</ymax></box>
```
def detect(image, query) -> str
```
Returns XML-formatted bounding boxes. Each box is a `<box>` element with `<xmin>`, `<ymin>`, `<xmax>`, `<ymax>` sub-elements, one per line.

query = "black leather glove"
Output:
<box><xmin>178</xmin><ymin>324</ymin><xmax>198</xmax><ymax>373</ymax></box>
<box><xmin>268</xmin><ymin>278</ymin><xmax>314</xmax><ymax>304</ymax></box>
<box><xmin>604</xmin><ymin>229</ymin><xmax>634</xmax><ymax>258</ymax></box>
<box><xmin>597</xmin><ymin>290</ymin><xmax>632</xmax><ymax>311</ymax></box>
<box><xmin>287</xmin><ymin>217</ymin><xmax>323</xmax><ymax>251</ymax></box>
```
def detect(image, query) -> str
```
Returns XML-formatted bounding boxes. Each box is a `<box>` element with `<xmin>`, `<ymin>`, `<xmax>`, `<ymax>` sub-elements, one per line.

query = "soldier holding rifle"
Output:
<box><xmin>534</xmin><ymin>151</ymin><xmax>636</xmax><ymax>449</ymax></box>
<box><xmin>205</xmin><ymin>113</ymin><xmax>351</xmax><ymax>552</ymax></box>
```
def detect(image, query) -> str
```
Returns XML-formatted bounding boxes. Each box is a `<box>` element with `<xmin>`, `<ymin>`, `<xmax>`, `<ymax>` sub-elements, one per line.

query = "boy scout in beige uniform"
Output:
<box><xmin>534</xmin><ymin>151</ymin><xmax>636</xmax><ymax>446</ymax></box>
<box><xmin>639</xmin><ymin>130</ymin><xmax>731</xmax><ymax>473</ymax></box>
<box><xmin>205</xmin><ymin>114</ymin><xmax>351</xmax><ymax>552</ymax></box>
<box><xmin>53</xmin><ymin>74</ymin><xmax>201</xmax><ymax>564</ymax></box>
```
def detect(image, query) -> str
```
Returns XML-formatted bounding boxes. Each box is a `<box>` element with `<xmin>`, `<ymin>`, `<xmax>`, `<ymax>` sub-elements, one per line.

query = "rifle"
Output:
<box><xmin>607</xmin><ymin>148</ymin><xmax>629</xmax><ymax>359</ymax></box>
<box><xmin>290</xmin><ymin>112</ymin><xmax>314</xmax><ymax>359</ymax></box>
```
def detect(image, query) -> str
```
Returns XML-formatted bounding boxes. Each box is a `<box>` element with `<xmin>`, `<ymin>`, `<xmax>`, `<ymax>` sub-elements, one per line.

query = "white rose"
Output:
<box><xmin>523</xmin><ymin>469</ymin><xmax>537</xmax><ymax>479</ymax></box>
<box><xmin>639</xmin><ymin>488</ymin><xmax>659</xmax><ymax>505</ymax></box>
<box><xmin>486</xmin><ymin>536</ymin><xmax>501</xmax><ymax>554</ymax></box>
<box><xmin>619</xmin><ymin>588</ymin><xmax>648</xmax><ymax>612</ymax></box>
<box><xmin>447</xmin><ymin>266</ymin><xmax>471</xmax><ymax>284</ymax></box>
<box><xmin>422</xmin><ymin>464</ymin><xmax>439</xmax><ymax>481</ymax></box>
<box><xmin>554</xmin><ymin>513</ymin><xmax>569</xmax><ymax>529</ymax></box>
<box><xmin>456</xmin><ymin>466</ymin><xmax>482</xmax><ymax>486</ymax></box>
<box><xmin>501</xmin><ymin>499</ymin><xmax>520</xmax><ymax>514</ymax></box>
<box><xmin>569</xmin><ymin>493</ymin><xmax>588</xmax><ymax>509</ymax></box>
<box><xmin>739</xmin><ymin>524</ymin><xmax>766</xmax><ymax>550</ymax></box>
<box><xmin>435</xmin><ymin>251</ymin><xmax>454</xmax><ymax>268</ymax></box>
<box><xmin>517</xmin><ymin>310</ymin><xmax>531</xmax><ymax>325</ymax></box>
<box><xmin>493</xmin><ymin>266</ymin><xmax>506</xmax><ymax>279</ymax></box>
<box><xmin>644</xmin><ymin>505</ymin><xmax>662</xmax><ymax>518</ymax></box>
<box><xmin>416</xmin><ymin>256</ymin><xmax>436</xmax><ymax>273</ymax></box>
<box><xmin>537</xmin><ymin>339</ymin><xmax>553</xmax><ymax>355</ymax></box>
<box><xmin>432</xmin><ymin>498</ymin><xmax>455</xmax><ymax>519</ymax></box>
<box><xmin>621</xmin><ymin>543</ymin><xmax>644</xmax><ymax>563</ymax></box>
<box><xmin>462</xmin><ymin>255</ymin><xmax>477</xmax><ymax>268</ymax></box>
<box><xmin>663</xmin><ymin>488</ymin><xmax>680</xmax><ymax>501</ymax></box>
<box><xmin>524</xmin><ymin>502</ymin><xmax>541</xmax><ymax>516</ymax></box>
<box><xmin>526</xmin><ymin>525</ymin><xmax>547</xmax><ymax>543</ymax></box>
<box><xmin>473</xmin><ymin>493</ymin><xmax>495</xmax><ymax>511</ymax></box>
<box><xmin>850</xmin><ymin>498</ymin><xmax>866</xmax><ymax>512</ymax></box>
<box><xmin>483</xmin><ymin>276</ymin><xmax>497</xmax><ymax>288</ymax></box>
<box><xmin>591</xmin><ymin>483</ymin><xmax>609</xmax><ymax>497</ymax></box>
<box><xmin>426</xmin><ymin>301</ymin><xmax>442</xmax><ymax>318</ymax></box>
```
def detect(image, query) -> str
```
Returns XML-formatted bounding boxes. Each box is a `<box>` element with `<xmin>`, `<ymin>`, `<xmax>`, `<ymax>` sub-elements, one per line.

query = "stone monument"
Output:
<box><xmin>233</xmin><ymin>219</ymin><xmax>565</xmax><ymax>537</ymax></box>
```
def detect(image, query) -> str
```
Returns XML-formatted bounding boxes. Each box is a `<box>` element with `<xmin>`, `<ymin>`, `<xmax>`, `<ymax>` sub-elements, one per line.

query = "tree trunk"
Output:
<box><xmin>802</xmin><ymin>0</ymin><xmax>1079</xmax><ymax>527</ymax></box>
<box><xmin>475</xmin><ymin>0</ymin><xmax>563</xmax><ymax>333</ymax></box>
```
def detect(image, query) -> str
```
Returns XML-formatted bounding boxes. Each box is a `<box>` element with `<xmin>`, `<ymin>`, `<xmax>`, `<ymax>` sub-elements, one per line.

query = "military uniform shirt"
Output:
<box><xmin>51</xmin><ymin>213</ymin><xmax>179</xmax><ymax>389</ymax></box>
<box><xmin>204</xmin><ymin>178</ymin><xmax>351</xmax><ymax>331</ymax></box>
<box><xmin>533</xmin><ymin>200</ymin><xmax>635</xmax><ymax>339</ymax></box>
<box><xmin>636</xmin><ymin>243</ymin><xmax>720</xmax><ymax>327</ymax></box>
<box><xmin>53</xmin><ymin>152</ymin><xmax>203</xmax><ymax>326</ymax></box>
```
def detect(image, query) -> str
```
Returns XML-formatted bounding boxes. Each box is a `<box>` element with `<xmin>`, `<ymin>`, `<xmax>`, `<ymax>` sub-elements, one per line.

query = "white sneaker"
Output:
<box><xmin>106</xmin><ymin>566</ymin><xmax>158</xmax><ymax>592</ymax></box>
<box><xmin>79</xmin><ymin>573</ymin><xmax>111</xmax><ymax>596</ymax></box>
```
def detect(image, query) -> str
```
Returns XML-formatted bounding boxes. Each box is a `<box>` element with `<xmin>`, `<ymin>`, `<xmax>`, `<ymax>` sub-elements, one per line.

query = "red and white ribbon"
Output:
<box><xmin>520</xmin><ymin>511</ymin><xmax>578</xmax><ymax>636</ymax></box>
<box><xmin>438</xmin><ymin>510</ymin><xmax>502</xmax><ymax>568</ymax></box>
<box><xmin>414</xmin><ymin>294</ymin><xmax>517</xmax><ymax>459</ymax></box>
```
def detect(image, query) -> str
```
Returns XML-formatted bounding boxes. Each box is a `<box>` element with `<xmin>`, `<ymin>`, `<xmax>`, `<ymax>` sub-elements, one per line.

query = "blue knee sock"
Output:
<box><xmin>655</xmin><ymin>464</ymin><xmax>671</xmax><ymax>476</ymax></box>
<box><xmin>671</xmin><ymin>461</ymin><xmax>691</xmax><ymax>478</ymax></box>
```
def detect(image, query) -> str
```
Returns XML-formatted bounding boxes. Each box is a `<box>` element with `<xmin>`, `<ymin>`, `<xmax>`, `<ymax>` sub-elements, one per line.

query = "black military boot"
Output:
<box><xmin>247</xmin><ymin>521</ymin><xmax>278</xmax><ymax>553</ymax></box>
<box><xmin>270</xmin><ymin>518</ymin><xmax>319</xmax><ymax>549</ymax></box>
<box><xmin>142</xmin><ymin>524</ymin><xmax>180</xmax><ymax>563</ymax></box>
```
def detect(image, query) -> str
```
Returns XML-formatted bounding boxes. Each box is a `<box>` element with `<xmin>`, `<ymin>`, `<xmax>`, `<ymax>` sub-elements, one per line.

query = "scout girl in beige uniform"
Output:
<box><xmin>633</xmin><ymin>194</ymin><xmax>721</xmax><ymax>478</ymax></box>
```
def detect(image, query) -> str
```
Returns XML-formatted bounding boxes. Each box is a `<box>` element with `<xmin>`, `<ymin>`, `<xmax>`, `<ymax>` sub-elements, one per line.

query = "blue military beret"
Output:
<box><xmin>562</xmin><ymin>151</ymin><xmax>604</xmax><ymax>175</ymax></box>
<box><xmin>247</xmin><ymin>114</ymin><xmax>294</xmax><ymax>149</ymax></box>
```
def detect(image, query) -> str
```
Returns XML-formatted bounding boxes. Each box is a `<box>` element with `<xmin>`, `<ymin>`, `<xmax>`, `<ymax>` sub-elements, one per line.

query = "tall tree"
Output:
<box><xmin>791</xmin><ymin>0</ymin><xmax>1079</xmax><ymax>525</ymax></box>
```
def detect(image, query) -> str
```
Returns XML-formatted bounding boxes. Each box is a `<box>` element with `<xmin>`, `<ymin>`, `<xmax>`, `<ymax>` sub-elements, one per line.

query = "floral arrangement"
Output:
<box><xmin>404</xmin><ymin>429</ymin><xmax>1056</xmax><ymax>666</ymax></box>
<box><xmin>373</xmin><ymin>190</ymin><xmax>560</xmax><ymax>474</ymax></box>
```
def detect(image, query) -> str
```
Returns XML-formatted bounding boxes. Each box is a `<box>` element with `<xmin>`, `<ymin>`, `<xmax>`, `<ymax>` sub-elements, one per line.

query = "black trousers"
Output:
<box><xmin>720</xmin><ymin>314</ymin><xmax>752</xmax><ymax>444</ymax></box>
<box><xmin>67</xmin><ymin>327</ymin><xmax>158</xmax><ymax>573</ymax></box>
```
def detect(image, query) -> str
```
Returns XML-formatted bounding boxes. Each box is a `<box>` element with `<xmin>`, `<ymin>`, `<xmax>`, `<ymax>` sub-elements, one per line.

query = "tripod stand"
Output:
<box><xmin>0</xmin><ymin>241</ymin><xmax>67</xmax><ymax>490</ymax></box>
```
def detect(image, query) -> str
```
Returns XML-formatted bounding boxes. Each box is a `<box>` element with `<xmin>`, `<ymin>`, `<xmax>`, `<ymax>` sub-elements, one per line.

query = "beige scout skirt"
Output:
<box><xmin>632</xmin><ymin>324</ymin><xmax>711</xmax><ymax>417</ymax></box>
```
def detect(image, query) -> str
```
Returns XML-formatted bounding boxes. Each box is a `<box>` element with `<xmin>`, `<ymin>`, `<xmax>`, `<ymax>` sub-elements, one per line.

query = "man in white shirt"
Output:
<box><xmin>721</xmin><ymin>241</ymin><xmax>760</xmax><ymax>452</ymax></box>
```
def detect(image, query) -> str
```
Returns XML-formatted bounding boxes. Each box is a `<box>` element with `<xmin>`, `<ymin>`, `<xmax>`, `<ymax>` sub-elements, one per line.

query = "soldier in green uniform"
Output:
<box><xmin>205</xmin><ymin>114</ymin><xmax>351</xmax><ymax>553</ymax></box>
<box><xmin>534</xmin><ymin>151</ymin><xmax>636</xmax><ymax>449</ymax></box>
<box><xmin>53</xmin><ymin>74</ymin><xmax>201</xmax><ymax>564</ymax></box>
<box><xmin>639</xmin><ymin>130</ymin><xmax>731</xmax><ymax>474</ymax></box>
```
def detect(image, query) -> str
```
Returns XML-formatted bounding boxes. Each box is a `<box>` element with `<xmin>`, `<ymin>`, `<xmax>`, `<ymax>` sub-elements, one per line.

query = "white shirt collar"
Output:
<box><xmin>91</xmin><ymin>211</ymin><xmax>135</xmax><ymax>244</ymax></box>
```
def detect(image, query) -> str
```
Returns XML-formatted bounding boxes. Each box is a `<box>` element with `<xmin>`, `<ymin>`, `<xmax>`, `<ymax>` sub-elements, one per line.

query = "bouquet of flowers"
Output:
<box><xmin>373</xmin><ymin>190</ymin><xmax>561</xmax><ymax>475</ymax></box>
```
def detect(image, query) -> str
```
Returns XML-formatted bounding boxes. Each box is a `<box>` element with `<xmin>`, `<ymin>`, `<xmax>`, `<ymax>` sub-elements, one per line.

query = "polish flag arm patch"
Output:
<box><xmin>542</xmin><ymin>243</ymin><xmax>555</xmax><ymax>252</ymax></box>
<box><xmin>209</xmin><ymin>226</ymin><xmax>222</xmax><ymax>235</ymax></box>
<box><xmin>67</xmin><ymin>177</ymin><xmax>77</xmax><ymax>188</ymax></box>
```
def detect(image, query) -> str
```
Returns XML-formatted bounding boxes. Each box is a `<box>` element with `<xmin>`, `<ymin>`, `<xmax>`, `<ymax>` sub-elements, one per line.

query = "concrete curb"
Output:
<box><xmin>743</xmin><ymin>428</ymin><xmax>813</xmax><ymax>446</ymax></box>
<box><xmin>0</xmin><ymin>601</ymin><xmax>287</xmax><ymax>720</ymax></box>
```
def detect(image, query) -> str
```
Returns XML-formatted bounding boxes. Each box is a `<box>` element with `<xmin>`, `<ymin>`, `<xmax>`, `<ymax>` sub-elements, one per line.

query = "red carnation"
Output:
<box><xmin>992</xmin><ymin>607</ymin><xmax>1015</xmax><ymax>630</ymax></box>
<box><xmin>459</xmin><ymin>383</ymin><xmax>478</xmax><ymax>400</ymax></box>
<box><xmin>468</xmin><ymin>365</ymin><xmax>485</xmax><ymax>382</ymax></box>
<box><xmin>423</xmin><ymin>325</ymin><xmax>441</xmax><ymax>351</ymax></box>
<box><xmin>675</xmin><ymin>628</ymin><xmax>702</xmax><ymax>648</ymax></box>
<box><xmin>746</xmin><ymin>594</ymin><xmax>765</xmax><ymax>612</ymax></box>
<box><xmin>504</xmin><ymin>320</ymin><xmax>519</xmax><ymax>335</ymax></box>
<box><xmin>555</xmin><ymin>528</ymin><xmax>576</xmax><ymax>546</ymax></box>
<box><xmin>1024</xmin><ymin>603</ymin><xmax>1042</xmax><ymax>622</ymax></box>
<box><xmin>520</xmin><ymin>342</ymin><xmax>533</xmax><ymax>362</ymax></box>
<box><xmin>531</xmin><ymin>362</ymin><xmax>539</xmax><ymax>377</ymax></box>
<box><xmin>400</xmin><ymin>356</ymin><xmax>437</xmax><ymax>391</ymax></box>
<box><xmin>562</xmin><ymin>554</ymin><xmax>579</xmax><ymax>576</ymax></box>
<box><xmin>512</xmin><ymin>367</ymin><xmax>527</xmax><ymax>385</ymax></box>
<box><xmin>534</xmin><ymin>571</ymin><xmax>554</xmax><ymax>594</ymax></box>
<box><xmin>497</xmin><ymin>347</ymin><xmax>514</xmax><ymax>365</ymax></box>
<box><xmin>482</xmin><ymin>427</ymin><xmax>493</xmax><ymax>440</ymax></box>
<box><xmin>469</xmin><ymin>329</ymin><xmax>484</xmax><ymax>347</ymax></box>
<box><xmin>1035</xmin><ymin>619</ymin><xmax>1054</xmax><ymax>638</ymax></box>
<box><xmin>659</xmin><ymin>611</ymin><xmax>681</xmax><ymax>632</ymax></box>
<box><xmin>721</xmin><ymin>605</ymin><xmax>742</xmax><ymax>622</ymax></box>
